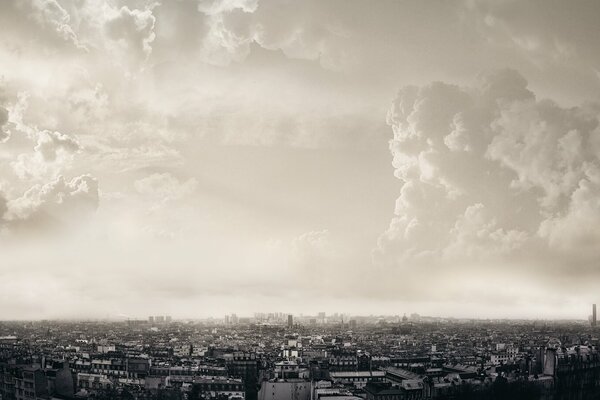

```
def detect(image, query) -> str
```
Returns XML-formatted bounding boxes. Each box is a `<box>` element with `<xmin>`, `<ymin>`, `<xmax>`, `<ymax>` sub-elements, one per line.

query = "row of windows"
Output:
<box><xmin>197</xmin><ymin>384</ymin><xmax>244</xmax><ymax>391</ymax></box>
<box><xmin>335</xmin><ymin>377</ymin><xmax>384</xmax><ymax>382</ymax></box>
<box><xmin>80</xmin><ymin>381</ymin><xmax>112</xmax><ymax>389</ymax></box>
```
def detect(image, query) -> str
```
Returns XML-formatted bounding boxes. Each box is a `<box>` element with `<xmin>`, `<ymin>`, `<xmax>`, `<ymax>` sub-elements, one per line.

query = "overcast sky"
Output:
<box><xmin>1</xmin><ymin>0</ymin><xmax>600</xmax><ymax>320</ymax></box>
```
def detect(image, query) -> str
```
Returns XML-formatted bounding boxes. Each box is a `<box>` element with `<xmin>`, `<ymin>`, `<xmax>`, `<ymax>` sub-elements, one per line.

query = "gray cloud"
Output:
<box><xmin>0</xmin><ymin>192</ymin><xmax>7</xmax><ymax>222</ymax></box>
<box><xmin>0</xmin><ymin>107</ymin><xmax>8</xmax><ymax>142</ymax></box>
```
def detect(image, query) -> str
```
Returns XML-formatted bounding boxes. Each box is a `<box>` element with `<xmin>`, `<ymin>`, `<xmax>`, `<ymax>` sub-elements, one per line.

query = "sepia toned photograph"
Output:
<box><xmin>1</xmin><ymin>0</ymin><xmax>600</xmax><ymax>399</ymax></box>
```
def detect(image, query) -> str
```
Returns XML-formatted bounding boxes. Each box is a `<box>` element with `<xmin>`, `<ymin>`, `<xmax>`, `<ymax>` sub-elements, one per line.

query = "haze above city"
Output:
<box><xmin>1</xmin><ymin>0</ymin><xmax>600</xmax><ymax>321</ymax></box>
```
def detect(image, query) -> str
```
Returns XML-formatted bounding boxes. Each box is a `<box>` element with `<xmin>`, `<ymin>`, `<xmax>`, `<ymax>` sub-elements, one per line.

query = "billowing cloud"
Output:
<box><xmin>6</xmin><ymin>174</ymin><xmax>99</xmax><ymax>233</ymax></box>
<box><xmin>191</xmin><ymin>0</ymin><xmax>352</xmax><ymax>69</ymax></box>
<box><xmin>104</xmin><ymin>5</ymin><xmax>157</xmax><ymax>60</ymax></box>
<box><xmin>376</xmin><ymin>69</ymin><xmax>600</xmax><ymax>278</ymax></box>
<box><xmin>34</xmin><ymin>130</ymin><xmax>80</xmax><ymax>162</ymax></box>
<box><xmin>12</xmin><ymin>129</ymin><xmax>81</xmax><ymax>180</ymax></box>
<box><xmin>1</xmin><ymin>1</ymin><xmax>600</xmax><ymax>319</ymax></box>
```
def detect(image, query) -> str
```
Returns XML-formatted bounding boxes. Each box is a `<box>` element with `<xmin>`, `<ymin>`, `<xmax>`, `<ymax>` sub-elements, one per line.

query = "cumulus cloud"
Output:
<box><xmin>34</xmin><ymin>130</ymin><xmax>81</xmax><ymax>161</ymax></box>
<box><xmin>6</xmin><ymin>174</ymin><xmax>99</xmax><ymax>232</ymax></box>
<box><xmin>376</xmin><ymin>69</ymin><xmax>600</xmax><ymax>277</ymax></box>
<box><xmin>2</xmin><ymin>0</ymin><xmax>600</xmax><ymax>318</ymax></box>
<box><xmin>104</xmin><ymin>5</ymin><xmax>157</xmax><ymax>60</ymax></box>
<box><xmin>186</xmin><ymin>0</ymin><xmax>351</xmax><ymax>68</ymax></box>
<box><xmin>12</xmin><ymin>130</ymin><xmax>81</xmax><ymax>180</ymax></box>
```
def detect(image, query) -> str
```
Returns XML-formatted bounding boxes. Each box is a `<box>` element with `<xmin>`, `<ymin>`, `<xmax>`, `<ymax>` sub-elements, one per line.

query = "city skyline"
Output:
<box><xmin>1</xmin><ymin>0</ymin><xmax>600</xmax><ymax>320</ymax></box>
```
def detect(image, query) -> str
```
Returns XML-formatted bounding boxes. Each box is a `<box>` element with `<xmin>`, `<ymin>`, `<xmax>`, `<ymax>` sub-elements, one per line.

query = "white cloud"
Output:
<box><xmin>134</xmin><ymin>172</ymin><xmax>197</xmax><ymax>201</ymax></box>
<box><xmin>28</xmin><ymin>0</ymin><xmax>84</xmax><ymax>49</ymax></box>
<box><xmin>0</xmin><ymin>0</ymin><xmax>599</xmax><ymax>318</ymax></box>
<box><xmin>6</xmin><ymin>174</ymin><xmax>99</xmax><ymax>232</ymax></box>
<box><xmin>12</xmin><ymin>130</ymin><xmax>81</xmax><ymax>180</ymax></box>
<box><xmin>104</xmin><ymin>5</ymin><xmax>157</xmax><ymax>60</ymax></box>
<box><xmin>34</xmin><ymin>130</ymin><xmax>80</xmax><ymax>162</ymax></box>
<box><xmin>377</xmin><ymin>69</ymin><xmax>600</xmax><ymax>279</ymax></box>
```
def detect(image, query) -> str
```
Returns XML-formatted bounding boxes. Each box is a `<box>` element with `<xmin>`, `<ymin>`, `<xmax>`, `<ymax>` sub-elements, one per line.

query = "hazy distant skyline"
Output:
<box><xmin>1</xmin><ymin>0</ymin><xmax>600</xmax><ymax>320</ymax></box>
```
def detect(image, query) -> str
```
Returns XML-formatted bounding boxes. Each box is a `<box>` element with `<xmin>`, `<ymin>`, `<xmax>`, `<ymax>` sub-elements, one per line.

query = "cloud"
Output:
<box><xmin>149</xmin><ymin>0</ymin><xmax>350</xmax><ymax>71</ymax></box>
<box><xmin>0</xmin><ymin>107</ymin><xmax>8</xmax><ymax>142</ymax></box>
<box><xmin>539</xmin><ymin>165</ymin><xmax>600</xmax><ymax>255</ymax></box>
<box><xmin>466</xmin><ymin>0</ymin><xmax>597</xmax><ymax>65</ymax></box>
<box><xmin>12</xmin><ymin>130</ymin><xmax>81</xmax><ymax>180</ymax></box>
<box><xmin>0</xmin><ymin>0</ymin><xmax>87</xmax><ymax>64</ymax></box>
<box><xmin>291</xmin><ymin>229</ymin><xmax>331</xmax><ymax>266</ymax></box>
<box><xmin>104</xmin><ymin>5</ymin><xmax>157</xmax><ymax>60</ymax></box>
<box><xmin>376</xmin><ymin>69</ymin><xmax>600</xmax><ymax>279</ymax></box>
<box><xmin>1</xmin><ymin>1</ymin><xmax>600</xmax><ymax>318</ymax></box>
<box><xmin>134</xmin><ymin>172</ymin><xmax>197</xmax><ymax>201</ymax></box>
<box><xmin>197</xmin><ymin>0</ymin><xmax>259</xmax><ymax>15</ymax></box>
<box><xmin>6</xmin><ymin>174</ymin><xmax>99</xmax><ymax>233</ymax></box>
<box><xmin>26</xmin><ymin>0</ymin><xmax>84</xmax><ymax>49</ymax></box>
<box><xmin>34</xmin><ymin>130</ymin><xmax>81</xmax><ymax>162</ymax></box>
<box><xmin>0</xmin><ymin>191</ymin><xmax>7</xmax><ymax>221</ymax></box>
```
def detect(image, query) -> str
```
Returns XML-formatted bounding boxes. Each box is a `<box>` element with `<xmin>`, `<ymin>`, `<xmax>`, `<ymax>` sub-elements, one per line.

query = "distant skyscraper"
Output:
<box><xmin>593</xmin><ymin>304</ymin><xmax>597</xmax><ymax>327</ymax></box>
<box><xmin>166</xmin><ymin>315</ymin><xmax>172</xmax><ymax>323</ymax></box>
<box><xmin>318</xmin><ymin>312</ymin><xmax>326</xmax><ymax>323</ymax></box>
<box><xmin>148</xmin><ymin>316</ymin><xmax>154</xmax><ymax>324</ymax></box>
<box><xmin>287</xmin><ymin>314</ymin><xmax>293</xmax><ymax>328</ymax></box>
<box><xmin>156</xmin><ymin>316</ymin><xmax>165</xmax><ymax>323</ymax></box>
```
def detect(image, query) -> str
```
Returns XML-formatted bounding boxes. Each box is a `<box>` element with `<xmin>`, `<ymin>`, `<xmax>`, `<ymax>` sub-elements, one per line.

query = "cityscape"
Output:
<box><xmin>2</xmin><ymin>0</ymin><xmax>600</xmax><ymax>399</ymax></box>
<box><xmin>3</xmin><ymin>310</ymin><xmax>600</xmax><ymax>400</ymax></box>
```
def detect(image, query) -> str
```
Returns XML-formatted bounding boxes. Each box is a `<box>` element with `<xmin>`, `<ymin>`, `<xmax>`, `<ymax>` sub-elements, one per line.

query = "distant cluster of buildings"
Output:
<box><xmin>1</xmin><ymin>313</ymin><xmax>600</xmax><ymax>400</ymax></box>
<box><xmin>147</xmin><ymin>316</ymin><xmax>172</xmax><ymax>325</ymax></box>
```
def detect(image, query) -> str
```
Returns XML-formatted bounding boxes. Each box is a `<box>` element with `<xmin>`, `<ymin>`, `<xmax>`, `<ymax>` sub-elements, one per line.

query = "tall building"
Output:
<box><xmin>165</xmin><ymin>315</ymin><xmax>172</xmax><ymax>323</ymax></box>
<box><xmin>287</xmin><ymin>314</ymin><xmax>293</xmax><ymax>328</ymax></box>
<box><xmin>156</xmin><ymin>316</ymin><xmax>165</xmax><ymax>324</ymax></box>
<box><xmin>593</xmin><ymin>304</ymin><xmax>597</xmax><ymax>327</ymax></box>
<box><xmin>226</xmin><ymin>352</ymin><xmax>258</xmax><ymax>400</ymax></box>
<box><xmin>318</xmin><ymin>312</ymin><xmax>326</xmax><ymax>324</ymax></box>
<box><xmin>148</xmin><ymin>316</ymin><xmax>154</xmax><ymax>324</ymax></box>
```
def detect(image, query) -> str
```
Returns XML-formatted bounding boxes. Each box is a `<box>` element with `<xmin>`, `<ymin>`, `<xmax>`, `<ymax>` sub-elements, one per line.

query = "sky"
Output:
<box><xmin>1</xmin><ymin>0</ymin><xmax>600</xmax><ymax>320</ymax></box>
